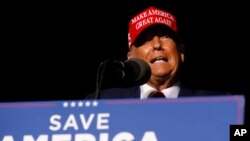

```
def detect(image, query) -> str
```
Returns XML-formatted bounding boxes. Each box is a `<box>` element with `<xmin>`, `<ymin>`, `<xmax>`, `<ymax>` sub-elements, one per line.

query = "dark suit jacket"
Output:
<box><xmin>85</xmin><ymin>86</ymin><xmax>229</xmax><ymax>99</ymax></box>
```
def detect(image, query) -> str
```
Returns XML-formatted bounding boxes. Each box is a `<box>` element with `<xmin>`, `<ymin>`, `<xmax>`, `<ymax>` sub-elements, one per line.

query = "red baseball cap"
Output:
<box><xmin>128</xmin><ymin>6</ymin><xmax>177</xmax><ymax>47</ymax></box>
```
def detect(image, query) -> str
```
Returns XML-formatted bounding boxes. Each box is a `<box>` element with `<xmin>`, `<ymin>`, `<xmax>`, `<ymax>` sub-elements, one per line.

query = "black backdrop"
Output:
<box><xmin>2</xmin><ymin>0</ymin><xmax>249</xmax><ymax>124</ymax></box>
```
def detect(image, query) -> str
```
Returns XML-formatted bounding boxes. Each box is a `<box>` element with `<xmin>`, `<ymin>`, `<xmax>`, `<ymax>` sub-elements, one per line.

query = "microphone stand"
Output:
<box><xmin>94</xmin><ymin>58</ymin><xmax>151</xmax><ymax>99</ymax></box>
<box><xmin>95</xmin><ymin>60</ymin><xmax>109</xmax><ymax>99</ymax></box>
<box><xmin>95</xmin><ymin>59</ymin><xmax>124</xmax><ymax>99</ymax></box>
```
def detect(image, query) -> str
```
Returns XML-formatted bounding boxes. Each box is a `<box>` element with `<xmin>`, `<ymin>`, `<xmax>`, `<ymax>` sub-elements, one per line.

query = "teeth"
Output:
<box><xmin>150</xmin><ymin>56</ymin><xmax>168</xmax><ymax>63</ymax></box>
<box><xmin>156</xmin><ymin>56</ymin><xmax>164</xmax><ymax>60</ymax></box>
<box><xmin>153</xmin><ymin>60</ymin><xmax>165</xmax><ymax>63</ymax></box>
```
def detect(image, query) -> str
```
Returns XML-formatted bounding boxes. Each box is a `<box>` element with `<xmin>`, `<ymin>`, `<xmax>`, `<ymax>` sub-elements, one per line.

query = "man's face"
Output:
<box><xmin>128</xmin><ymin>26</ymin><xmax>184</xmax><ymax>83</ymax></box>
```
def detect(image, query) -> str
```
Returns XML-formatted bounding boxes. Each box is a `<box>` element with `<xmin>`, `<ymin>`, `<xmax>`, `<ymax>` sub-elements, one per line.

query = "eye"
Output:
<box><xmin>143</xmin><ymin>40</ymin><xmax>152</xmax><ymax>46</ymax></box>
<box><xmin>160</xmin><ymin>36</ymin><xmax>169</xmax><ymax>40</ymax></box>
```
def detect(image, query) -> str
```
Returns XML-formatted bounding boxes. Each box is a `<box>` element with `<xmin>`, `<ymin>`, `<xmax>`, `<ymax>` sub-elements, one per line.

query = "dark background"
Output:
<box><xmin>2</xmin><ymin>0</ymin><xmax>249</xmax><ymax>124</ymax></box>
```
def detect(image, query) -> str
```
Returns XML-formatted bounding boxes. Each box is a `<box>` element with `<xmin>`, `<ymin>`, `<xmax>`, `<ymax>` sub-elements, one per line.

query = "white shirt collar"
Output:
<box><xmin>140</xmin><ymin>82</ymin><xmax>181</xmax><ymax>99</ymax></box>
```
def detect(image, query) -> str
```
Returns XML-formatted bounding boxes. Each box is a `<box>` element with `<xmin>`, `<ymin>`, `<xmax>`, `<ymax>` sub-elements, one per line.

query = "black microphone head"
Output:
<box><xmin>123</xmin><ymin>58</ymin><xmax>151</xmax><ymax>86</ymax></box>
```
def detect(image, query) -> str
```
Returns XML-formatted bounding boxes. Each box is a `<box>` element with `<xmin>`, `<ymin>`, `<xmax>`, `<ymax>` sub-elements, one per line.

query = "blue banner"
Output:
<box><xmin>0</xmin><ymin>95</ymin><xmax>245</xmax><ymax>141</ymax></box>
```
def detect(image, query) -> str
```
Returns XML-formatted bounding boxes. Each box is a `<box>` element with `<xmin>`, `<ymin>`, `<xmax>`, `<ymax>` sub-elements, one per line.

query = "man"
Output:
<box><xmin>86</xmin><ymin>6</ymin><xmax>227</xmax><ymax>99</ymax></box>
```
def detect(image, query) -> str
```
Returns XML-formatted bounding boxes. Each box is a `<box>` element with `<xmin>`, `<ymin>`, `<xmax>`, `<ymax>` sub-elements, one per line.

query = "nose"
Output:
<box><xmin>152</xmin><ymin>36</ymin><xmax>161</xmax><ymax>50</ymax></box>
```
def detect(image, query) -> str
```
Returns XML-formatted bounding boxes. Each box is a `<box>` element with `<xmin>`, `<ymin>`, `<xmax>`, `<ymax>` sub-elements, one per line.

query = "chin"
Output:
<box><xmin>152</xmin><ymin>70</ymin><xmax>170</xmax><ymax>77</ymax></box>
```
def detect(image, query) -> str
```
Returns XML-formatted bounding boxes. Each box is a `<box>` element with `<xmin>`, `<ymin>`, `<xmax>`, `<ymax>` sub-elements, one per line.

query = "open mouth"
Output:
<box><xmin>150</xmin><ymin>56</ymin><xmax>168</xmax><ymax>64</ymax></box>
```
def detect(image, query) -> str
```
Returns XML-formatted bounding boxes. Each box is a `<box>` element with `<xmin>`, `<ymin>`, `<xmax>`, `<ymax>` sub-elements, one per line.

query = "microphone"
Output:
<box><xmin>95</xmin><ymin>58</ymin><xmax>151</xmax><ymax>99</ymax></box>
<box><xmin>112</xmin><ymin>58</ymin><xmax>152</xmax><ymax>87</ymax></box>
<box><xmin>95</xmin><ymin>58</ymin><xmax>151</xmax><ymax>97</ymax></box>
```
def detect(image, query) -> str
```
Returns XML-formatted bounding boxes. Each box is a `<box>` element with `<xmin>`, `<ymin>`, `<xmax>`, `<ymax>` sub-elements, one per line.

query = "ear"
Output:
<box><xmin>127</xmin><ymin>51</ymin><xmax>133</xmax><ymax>59</ymax></box>
<box><xmin>180</xmin><ymin>53</ymin><xmax>184</xmax><ymax>62</ymax></box>
<box><xmin>178</xmin><ymin>43</ymin><xmax>185</xmax><ymax>62</ymax></box>
<box><xmin>127</xmin><ymin>46</ymin><xmax>135</xmax><ymax>59</ymax></box>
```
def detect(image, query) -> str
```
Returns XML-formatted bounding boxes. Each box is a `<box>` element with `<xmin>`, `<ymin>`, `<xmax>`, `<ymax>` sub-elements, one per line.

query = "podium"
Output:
<box><xmin>0</xmin><ymin>95</ymin><xmax>245</xmax><ymax>141</ymax></box>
